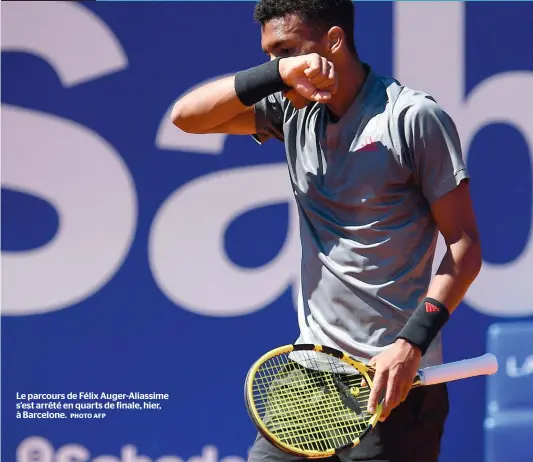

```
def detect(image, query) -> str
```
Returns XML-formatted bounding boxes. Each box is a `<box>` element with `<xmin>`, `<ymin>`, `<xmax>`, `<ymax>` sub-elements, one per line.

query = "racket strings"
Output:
<box><xmin>251</xmin><ymin>350</ymin><xmax>373</xmax><ymax>453</ymax></box>
<box><xmin>254</xmin><ymin>356</ymin><xmax>368</xmax><ymax>450</ymax></box>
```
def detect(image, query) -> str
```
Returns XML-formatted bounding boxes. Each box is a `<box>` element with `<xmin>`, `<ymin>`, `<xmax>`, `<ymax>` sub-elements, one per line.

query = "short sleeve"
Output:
<box><xmin>252</xmin><ymin>92</ymin><xmax>285</xmax><ymax>144</ymax></box>
<box><xmin>402</xmin><ymin>96</ymin><xmax>469</xmax><ymax>204</ymax></box>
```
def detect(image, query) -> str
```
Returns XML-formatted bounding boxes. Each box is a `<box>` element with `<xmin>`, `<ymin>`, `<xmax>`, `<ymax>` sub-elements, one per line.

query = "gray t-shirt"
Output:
<box><xmin>253</xmin><ymin>66</ymin><xmax>468</xmax><ymax>368</ymax></box>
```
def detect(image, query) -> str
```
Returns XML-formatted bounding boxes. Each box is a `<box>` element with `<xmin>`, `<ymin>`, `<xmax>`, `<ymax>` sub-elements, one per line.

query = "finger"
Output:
<box><xmin>305</xmin><ymin>84</ymin><xmax>333</xmax><ymax>102</ymax></box>
<box><xmin>308</xmin><ymin>61</ymin><xmax>334</xmax><ymax>87</ymax></box>
<box><xmin>328</xmin><ymin>61</ymin><xmax>336</xmax><ymax>81</ymax></box>
<box><xmin>309</xmin><ymin>90</ymin><xmax>332</xmax><ymax>102</ymax></box>
<box><xmin>293</xmin><ymin>79</ymin><xmax>320</xmax><ymax>99</ymax></box>
<box><xmin>400</xmin><ymin>381</ymin><xmax>412</xmax><ymax>403</ymax></box>
<box><xmin>309</xmin><ymin>72</ymin><xmax>330</xmax><ymax>87</ymax></box>
<box><xmin>303</xmin><ymin>54</ymin><xmax>322</xmax><ymax>79</ymax></box>
<box><xmin>319</xmin><ymin>57</ymin><xmax>329</xmax><ymax>83</ymax></box>
<box><xmin>321</xmin><ymin>57</ymin><xmax>328</xmax><ymax>78</ymax></box>
<box><xmin>367</xmin><ymin>369</ymin><xmax>387</xmax><ymax>414</ymax></box>
<box><xmin>298</xmin><ymin>88</ymin><xmax>332</xmax><ymax>103</ymax></box>
<box><xmin>380</xmin><ymin>374</ymin><xmax>401</xmax><ymax>422</ymax></box>
<box><xmin>305</xmin><ymin>57</ymin><xmax>329</xmax><ymax>83</ymax></box>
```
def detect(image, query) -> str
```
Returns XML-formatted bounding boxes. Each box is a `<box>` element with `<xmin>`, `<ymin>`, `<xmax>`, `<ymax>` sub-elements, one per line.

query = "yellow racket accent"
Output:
<box><xmin>244</xmin><ymin>344</ymin><xmax>383</xmax><ymax>458</ymax></box>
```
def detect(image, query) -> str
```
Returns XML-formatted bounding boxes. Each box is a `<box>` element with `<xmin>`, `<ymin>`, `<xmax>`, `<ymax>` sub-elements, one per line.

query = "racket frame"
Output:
<box><xmin>244</xmin><ymin>343</ymin><xmax>383</xmax><ymax>458</ymax></box>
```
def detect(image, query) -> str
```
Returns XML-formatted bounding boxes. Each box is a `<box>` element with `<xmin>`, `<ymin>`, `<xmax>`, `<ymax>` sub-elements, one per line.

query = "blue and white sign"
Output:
<box><xmin>2</xmin><ymin>2</ymin><xmax>532</xmax><ymax>462</ymax></box>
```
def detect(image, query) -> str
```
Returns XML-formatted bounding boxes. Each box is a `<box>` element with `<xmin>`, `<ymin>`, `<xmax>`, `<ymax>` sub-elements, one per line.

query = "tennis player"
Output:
<box><xmin>172</xmin><ymin>0</ymin><xmax>482</xmax><ymax>460</ymax></box>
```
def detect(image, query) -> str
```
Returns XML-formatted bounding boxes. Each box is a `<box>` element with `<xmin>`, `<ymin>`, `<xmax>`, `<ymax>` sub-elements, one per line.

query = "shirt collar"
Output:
<box><xmin>327</xmin><ymin>63</ymin><xmax>379</xmax><ymax>125</ymax></box>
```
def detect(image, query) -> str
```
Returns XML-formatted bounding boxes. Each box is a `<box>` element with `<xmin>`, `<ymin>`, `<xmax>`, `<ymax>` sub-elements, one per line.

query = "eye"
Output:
<box><xmin>279</xmin><ymin>48</ymin><xmax>295</xmax><ymax>57</ymax></box>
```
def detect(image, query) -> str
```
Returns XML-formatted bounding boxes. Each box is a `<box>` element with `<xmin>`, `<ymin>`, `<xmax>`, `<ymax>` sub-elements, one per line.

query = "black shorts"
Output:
<box><xmin>247</xmin><ymin>383</ymin><xmax>449</xmax><ymax>462</ymax></box>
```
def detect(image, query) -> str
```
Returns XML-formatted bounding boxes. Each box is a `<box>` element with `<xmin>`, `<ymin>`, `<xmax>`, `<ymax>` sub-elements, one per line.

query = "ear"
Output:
<box><xmin>326</xmin><ymin>26</ymin><xmax>344</xmax><ymax>54</ymax></box>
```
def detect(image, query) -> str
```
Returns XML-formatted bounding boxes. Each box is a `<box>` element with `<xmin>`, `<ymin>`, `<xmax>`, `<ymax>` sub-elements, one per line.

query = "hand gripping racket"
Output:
<box><xmin>244</xmin><ymin>344</ymin><xmax>498</xmax><ymax>458</ymax></box>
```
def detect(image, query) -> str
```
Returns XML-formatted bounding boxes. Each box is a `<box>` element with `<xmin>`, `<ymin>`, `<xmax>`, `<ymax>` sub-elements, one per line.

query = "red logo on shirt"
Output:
<box><xmin>357</xmin><ymin>140</ymin><xmax>379</xmax><ymax>152</ymax></box>
<box><xmin>425</xmin><ymin>302</ymin><xmax>440</xmax><ymax>313</ymax></box>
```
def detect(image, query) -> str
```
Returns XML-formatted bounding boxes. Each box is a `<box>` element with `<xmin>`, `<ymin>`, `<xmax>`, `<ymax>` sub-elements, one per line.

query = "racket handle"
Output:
<box><xmin>418</xmin><ymin>353</ymin><xmax>498</xmax><ymax>386</ymax></box>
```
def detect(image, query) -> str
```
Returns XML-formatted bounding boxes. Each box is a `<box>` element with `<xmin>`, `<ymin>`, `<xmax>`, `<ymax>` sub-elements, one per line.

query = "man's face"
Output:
<box><xmin>261</xmin><ymin>14</ymin><xmax>327</xmax><ymax>109</ymax></box>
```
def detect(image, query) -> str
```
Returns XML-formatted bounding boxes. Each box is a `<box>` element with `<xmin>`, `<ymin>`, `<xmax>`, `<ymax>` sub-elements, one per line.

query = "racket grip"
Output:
<box><xmin>418</xmin><ymin>353</ymin><xmax>498</xmax><ymax>386</ymax></box>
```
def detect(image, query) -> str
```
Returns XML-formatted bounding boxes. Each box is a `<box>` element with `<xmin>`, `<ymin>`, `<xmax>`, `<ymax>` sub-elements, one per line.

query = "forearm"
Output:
<box><xmin>171</xmin><ymin>76</ymin><xmax>247</xmax><ymax>133</ymax></box>
<box><xmin>172</xmin><ymin>57</ymin><xmax>294</xmax><ymax>134</ymax></box>
<box><xmin>396</xmin><ymin>236</ymin><xmax>482</xmax><ymax>354</ymax></box>
<box><xmin>426</xmin><ymin>236</ymin><xmax>483</xmax><ymax>314</ymax></box>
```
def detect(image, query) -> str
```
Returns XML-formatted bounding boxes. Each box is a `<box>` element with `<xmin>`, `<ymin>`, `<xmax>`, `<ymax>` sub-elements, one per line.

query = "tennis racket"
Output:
<box><xmin>244</xmin><ymin>343</ymin><xmax>498</xmax><ymax>458</ymax></box>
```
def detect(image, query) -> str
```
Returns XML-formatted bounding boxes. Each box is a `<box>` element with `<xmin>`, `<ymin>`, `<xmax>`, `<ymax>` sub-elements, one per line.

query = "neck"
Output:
<box><xmin>326</xmin><ymin>57</ymin><xmax>367</xmax><ymax>119</ymax></box>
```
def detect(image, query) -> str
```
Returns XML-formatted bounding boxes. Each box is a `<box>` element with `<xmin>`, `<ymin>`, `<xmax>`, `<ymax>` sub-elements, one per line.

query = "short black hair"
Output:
<box><xmin>254</xmin><ymin>0</ymin><xmax>357</xmax><ymax>53</ymax></box>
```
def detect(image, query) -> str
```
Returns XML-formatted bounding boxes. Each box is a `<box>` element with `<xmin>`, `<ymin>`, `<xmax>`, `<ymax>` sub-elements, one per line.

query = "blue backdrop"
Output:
<box><xmin>2</xmin><ymin>2</ymin><xmax>533</xmax><ymax>462</ymax></box>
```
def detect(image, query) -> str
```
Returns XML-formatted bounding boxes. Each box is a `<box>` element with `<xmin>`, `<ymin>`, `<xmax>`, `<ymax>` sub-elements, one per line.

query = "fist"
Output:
<box><xmin>278</xmin><ymin>53</ymin><xmax>338</xmax><ymax>103</ymax></box>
